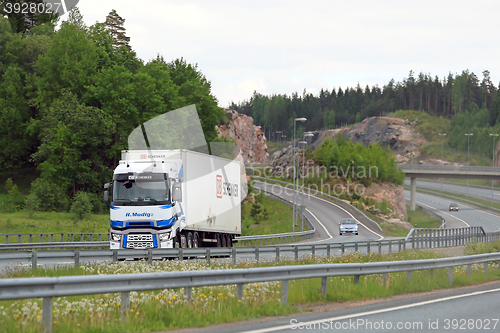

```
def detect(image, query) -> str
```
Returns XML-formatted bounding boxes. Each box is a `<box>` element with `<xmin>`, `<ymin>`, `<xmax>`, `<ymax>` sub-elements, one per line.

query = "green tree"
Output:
<box><xmin>35</xmin><ymin>23</ymin><xmax>100</xmax><ymax>107</ymax></box>
<box><xmin>33</xmin><ymin>90</ymin><xmax>113</xmax><ymax>195</ymax></box>
<box><xmin>165</xmin><ymin>58</ymin><xmax>224</xmax><ymax>143</ymax></box>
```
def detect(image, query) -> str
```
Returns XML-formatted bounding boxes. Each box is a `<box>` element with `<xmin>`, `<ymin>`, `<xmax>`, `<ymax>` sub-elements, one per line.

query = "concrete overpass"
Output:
<box><xmin>399</xmin><ymin>165</ymin><xmax>500</xmax><ymax>210</ymax></box>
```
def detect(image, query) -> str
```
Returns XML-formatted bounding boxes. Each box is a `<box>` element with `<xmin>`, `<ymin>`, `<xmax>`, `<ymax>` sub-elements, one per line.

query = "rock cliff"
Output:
<box><xmin>216</xmin><ymin>109</ymin><xmax>269</xmax><ymax>164</ymax></box>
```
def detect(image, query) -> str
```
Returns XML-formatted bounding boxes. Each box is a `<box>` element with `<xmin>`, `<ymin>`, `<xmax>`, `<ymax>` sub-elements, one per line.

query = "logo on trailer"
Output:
<box><xmin>140</xmin><ymin>154</ymin><xmax>147</xmax><ymax>159</ymax></box>
<box><xmin>216</xmin><ymin>175</ymin><xmax>223</xmax><ymax>198</ymax></box>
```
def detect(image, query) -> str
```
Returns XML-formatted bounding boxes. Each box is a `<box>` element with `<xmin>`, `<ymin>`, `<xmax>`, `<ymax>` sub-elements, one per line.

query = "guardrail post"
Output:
<box><xmin>275</xmin><ymin>247</ymin><xmax>280</xmax><ymax>262</ymax></box>
<box><xmin>388</xmin><ymin>240</ymin><xmax>392</xmax><ymax>255</ymax></box>
<box><xmin>354</xmin><ymin>243</ymin><xmax>358</xmax><ymax>253</ymax></box>
<box><xmin>294</xmin><ymin>246</ymin><xmax>299</xmax><ymax>261</ymax></box>
<box><xmin>148</xmin><ymin>249</ymin><xmax>154</xmax><ymax>264</ymax></box>
<box><xmin>321</xmin><ymin>277</ymin><xmax>327</xmax><ymax>296</ymax></box>
<box><xmin>177</xmin><ymin>248</ymin><xmax>183</xmax><ymax>262</ymax></box>
<box><xmin>403</xmin><ymin>239</ymin><xmax>406</xmax><ymax>251</ymax></box>
<box><xmin>185</xmin><ymin>287</ymin><xmax>192</xmax><ymax>303</ymax></box>
<box><xmin>255</xmin><ymin>247</ymin><xmax>260</xmax><ymax>266</ymax></box>
<box><xmin>29</xmin><ymin>234</ymin><xmax>32</xmax><ymax>243</ymax></box>
<box><xmin>112</xmin><ymin>249</ymin><xmax>118</xmax><ymax>263</ymax></box>
<box><xmin>237</xmin><ymin>283</ymin><xmax>244</xmax><ymax>299</ymax></box>
<box><xmin>281</xmin><ymin>280</ymin><xmax>289</xmax><ymax>305</ymax></box>
<box><xmin>367</xmin><ymin>242</ymin><xmax>370</xmax><ymax>254</ymax></box>
<box><xmin>448</xmin><ymin>267</ymin><xmax>453</xmax><ymax>285</ymax></box>
<box><xmin>312</xmin><ymin>245</ymin><xmax>316</xmax><ymax>260</ymax></box>
<box><xmin>74</xmin><ymin>250</ymin><xmax>80</xmax><ymax>268</ymax></box>
<box><xmin>327</xmin><ymin>244</ymin><xmax>331</xmax><ymax>258</ymax></box>
<box><xmin>430</xmin><ymin>268</ymin><xmax>434</xmax><ymax>278</ymax></box>
<box><xmin>353</xmin><ymin>275</ymin><xmax>360</xmax><ymax>284</ymax></box>
<box><xmin>341</xmin><ymin>243</ymin><xmax>345</xmax><ymax>255</ymax></box>
<box><xmin>378</xmin><ymin>241</ymin><xmax>382</xmax><ymax>255</ymax></box>
<box><xmin>484</xmin><ymin>262</ymin><xmax>488</xmax><ymax>276</ymax></box>
<box><xmin>121</xmin><ymin>292</ymin><xmax>129</xmax><ymax>319</ymax></box>
<box><xmin>42</xmin><ymin>297</ymin><xmax>52</xmax><ymax>333</ymax></box>
<box><xmin>382</xmin><ymin>273</ymin><xmax>388</xmax><ymax>287</ymax></box>
<box><xmin>406</xmin><ymin>271</ymin><xmax>412</xmax><ymax>283</ymax></box>
<box><xmin>467</xmin><ymin>264</ymin><xmax>471</xmax><ymax>277</ymax></box>
<box><xmin>232</xmin><ymin>247</ymin><xmax>237</xmax><ymax>266</ymax></box>
<box><xmin>206</xmin><ymin>248</ymin><xmax>211</xmax><ymax>265</ymax></box>
<box><xmin>32</xmin><ymin>250</ymin><xmax>37</xmax><ymax>270</ymax></box>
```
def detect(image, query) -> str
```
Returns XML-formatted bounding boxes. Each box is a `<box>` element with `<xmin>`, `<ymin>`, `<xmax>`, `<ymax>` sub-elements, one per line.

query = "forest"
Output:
<box><xmin>0</xmin><ymin>6</ymin><xmax>225</xmax><ymax>211</ymax></box>
<box><xmin>230</xmin><ymin>70</ymin><xmax>500</xmax><ymax>157</ymax></box>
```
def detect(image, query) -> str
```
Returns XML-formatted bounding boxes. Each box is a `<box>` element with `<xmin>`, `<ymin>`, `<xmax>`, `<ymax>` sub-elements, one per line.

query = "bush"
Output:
<box><xmin>24</xmin><ymin>193</ymin><xmax>41</xmax><ymax>218</ymax></box>
<box><xmin>29</xmin><ymin>178</ymin><xmax>70</xmax><ymax>212</ymax></box>
<box><xmin>70</xmin><ymin>192</ymin><xmax>93</xmax><ymax>221</ymax></box>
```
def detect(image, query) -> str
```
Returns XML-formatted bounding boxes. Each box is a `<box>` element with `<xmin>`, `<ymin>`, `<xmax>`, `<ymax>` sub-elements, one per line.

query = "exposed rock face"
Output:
<box><xmin>297</xmin><ymin>117</ymin><xmax>427</xmax><ymax>163</ymax></box>
<box><xmin>216</xmin><ymin>109</ymin><xmax>269</xmax><ymax>164</ymax></box>
<box><xmin>362</xmin><ymin>182</ymin><xmax>407</xmax><ymax>220</ymax></box>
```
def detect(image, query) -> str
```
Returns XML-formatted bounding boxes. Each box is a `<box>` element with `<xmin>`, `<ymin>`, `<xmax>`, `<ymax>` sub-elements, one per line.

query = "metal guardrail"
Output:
<box><xmin>3</xmin><ymin>230</ymin><xmax>499</xmax><ymax>271</ymax></box>
<box><xmin>0</xmin><ymin>232</ymin><xmax>108</xmax><ymax>245</ymax></box>
<box><xmin>2</xmin><ymin>252</ymin><xmax>500</xmax><ymax>333</ymax></box>
<box><xmin>399</xmin><ymin>164</ymin><xmax>500</xmax><ymax>172</ymax></box>
<box><xmin>253</xmin><ymin>177</ymin><xmax>383</xmax><ymax>232</ymax></box>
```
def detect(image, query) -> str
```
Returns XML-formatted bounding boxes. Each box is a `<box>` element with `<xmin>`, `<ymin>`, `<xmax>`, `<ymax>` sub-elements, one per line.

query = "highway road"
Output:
<box><xmin>186</xmin><ymin>281</ymin><xmax>500</xmax><ymax>333</ymax></box>
<box><xmin>403</xmin><ymin>190</ymin><xmax>500</xmax><ymax>233</ymax></box>
<box><xmin>254</xmin><ymin>181</ymin><xmax>384</xmax><ymax>243</ymax></box>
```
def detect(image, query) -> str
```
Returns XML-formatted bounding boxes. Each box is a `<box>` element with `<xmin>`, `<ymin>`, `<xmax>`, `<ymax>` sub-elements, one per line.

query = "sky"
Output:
<box><xmin>72</xmin><ymin>0</ymin><xmax>500</xmax><ymax>108</ymax></box>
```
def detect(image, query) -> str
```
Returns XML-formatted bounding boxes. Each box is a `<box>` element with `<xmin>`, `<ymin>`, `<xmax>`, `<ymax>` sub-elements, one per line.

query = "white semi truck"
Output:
<box><xmin>104</xmin><ymin>149</ymin><xmax>242</xmax><ymax>249</ymax></box>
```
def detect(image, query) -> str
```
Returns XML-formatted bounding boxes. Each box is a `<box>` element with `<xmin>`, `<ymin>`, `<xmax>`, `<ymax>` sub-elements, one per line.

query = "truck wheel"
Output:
<box><xmin>174</xmin><ymin>235</ymin><xmax>181</xmax><ymax>249</ymax></box>
<box><xmin>180</xmin><ymin>234</ymin><xmax>187</xmax><ymax>248</ymax></box>
<box><xmin>187</xmin><ymin>232</ymin><xmax>193</xmax><ymax>248</ymax></box>
<box><xmin>226</xmin><ymin>234</ymin><xmax>232</xmax><ymax>248</ymax></box>
<box><xmin>221</xmin><ymin>234</ymin><xmax>227</xmax><ymax>247</ymax></box>
<box><xmin>216</xmin><ymin>234</ymin><xmax>222</xmax><ymax>247</ymax></box>
<box><xmin>193</xmin><ymin>232</ymin><xmax>200</xmax><ymax>248</ymax></box>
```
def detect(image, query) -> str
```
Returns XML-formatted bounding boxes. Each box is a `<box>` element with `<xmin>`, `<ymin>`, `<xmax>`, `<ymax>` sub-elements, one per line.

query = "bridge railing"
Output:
<box><xmin>399</xmin><ymin>164</ymin><xmax>500</xmax><ymax>172</ymax></box>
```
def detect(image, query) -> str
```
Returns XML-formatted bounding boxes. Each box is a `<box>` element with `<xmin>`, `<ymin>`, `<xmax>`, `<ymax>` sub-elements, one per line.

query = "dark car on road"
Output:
<box><xmin>449</xmin><ymin>202</ymin><xmax>459</xmax><ymax>211</ymax></box>
<box><xmin>339</xmin><ymin>218</ymin><xmax>359</xmax><ymax>235</ymax></box>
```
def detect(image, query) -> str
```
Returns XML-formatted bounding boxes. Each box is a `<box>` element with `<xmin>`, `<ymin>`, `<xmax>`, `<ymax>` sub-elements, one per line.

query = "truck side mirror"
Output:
<box><xmin>103</xmin><ymin>182</ymin><xmax>110</xmax><ymax>202</ymax></box>
<box><xmin>172</xmin><ymin>182</ymin><xmax>182</xmax><ymax>202</ymax></box>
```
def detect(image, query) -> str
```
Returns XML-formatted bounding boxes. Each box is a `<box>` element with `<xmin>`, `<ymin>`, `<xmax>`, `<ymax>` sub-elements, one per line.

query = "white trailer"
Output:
<box><xmin>104</xmin><ymin>149</ymin><xmax>242</xmax><ymax>249</ymax></box>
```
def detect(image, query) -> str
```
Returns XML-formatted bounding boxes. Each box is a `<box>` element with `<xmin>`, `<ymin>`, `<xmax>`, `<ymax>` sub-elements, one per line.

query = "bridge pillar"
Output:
<box><xmin>410</xmin><ymin>177</ymin><xmax>416</xmax><ymax>211</ymax></box>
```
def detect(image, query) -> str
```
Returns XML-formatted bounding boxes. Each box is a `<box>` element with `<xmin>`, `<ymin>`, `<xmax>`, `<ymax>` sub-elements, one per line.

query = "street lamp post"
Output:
<box><xmin>490</xmin><ymin>134</ymin><xmax>498</xmax><ymax>207</ymax></box>
<box><xmin>465</xmin><ymin>133</ymin><xmax>473</xmax><ymax>201</ymax></box>
<box><xmin>299</xmin><ymin>133</ymin><xmax>314</xmax><ymax>231</ymax></box>
<box><xmin>439</xmin><ymin>133</ymin><xmax>446</xmax><ymax>195</ymax></box>
<box><xmin>293</xmin><ymin>118</ymin><xmax>307</xmax><ymax>232</ymax></box>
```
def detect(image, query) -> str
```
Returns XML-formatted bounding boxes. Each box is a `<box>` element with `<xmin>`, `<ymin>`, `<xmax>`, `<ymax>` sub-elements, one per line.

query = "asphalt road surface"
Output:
<box><xmin>404</xmin><ymin>190</ymin><xmax>500</xmax><ymax>233</ymax></box>
<box><xmin>178</xmin><ymin>281</ymin><xmax>500</xmax><ymax>333</ymax></box>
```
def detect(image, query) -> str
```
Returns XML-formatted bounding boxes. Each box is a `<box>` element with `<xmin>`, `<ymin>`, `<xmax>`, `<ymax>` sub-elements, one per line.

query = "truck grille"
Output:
<box><xmin>127</xmin><ymin>234</ymin><xmax>153</xmax><ymax>241</ymax></box>
<box><xmin>126</xmin><ymin>241</ymin><xmax>154</xmax><ymax>249</ymax></box>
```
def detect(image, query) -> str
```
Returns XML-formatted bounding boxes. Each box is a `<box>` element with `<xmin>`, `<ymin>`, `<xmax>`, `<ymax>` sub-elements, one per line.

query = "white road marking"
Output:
<box><xmin>239</xmin><ymin>287</ymin><xmax>500</xmax><ymax>333</ymax></box>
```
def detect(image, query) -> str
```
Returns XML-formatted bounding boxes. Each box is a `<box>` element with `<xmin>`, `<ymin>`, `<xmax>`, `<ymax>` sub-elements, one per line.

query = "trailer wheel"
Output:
<box><xmin>193</xmin><ymin>232</ymin><xmax>200</xmax><ymax>248</ymax></box>
<box><xmin>187</xmin><ymin>232</ymin><xmax>193</xmax><ymax>248</ymax></box>
<box><xmin>216</xmin><ymin>234</ymin><xmax>222</xmax><ymax>247</ymax></box>
<box><xmin>226</xmin><ymin>234</ymin><xmax>232</xmax><ymax>248</ymax></box>
<box><xmin>221</xmin><ymin>234</ymin><xmax>227</xmax><ymax>247</ymax></box>
<box><xmin>180</xmin><ymin>234</ymin><xmax>187</xmax><ymax>248</ymax></box>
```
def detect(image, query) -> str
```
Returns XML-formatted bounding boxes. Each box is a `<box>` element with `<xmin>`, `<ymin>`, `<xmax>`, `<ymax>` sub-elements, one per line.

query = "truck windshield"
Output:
<box><xmin>112</xmin><ymin>178</ymin><xmax>170</xmax><ymax>206</ymax></box>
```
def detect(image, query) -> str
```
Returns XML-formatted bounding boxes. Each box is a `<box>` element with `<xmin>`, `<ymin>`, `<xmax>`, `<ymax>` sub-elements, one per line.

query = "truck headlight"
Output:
<box><xmin>111</xmin><ymin>233</ymin><xmax>121</xmax><ymax>241</ymax></box>
<box><xmin>159</xmin><ymin>232</ymin><xmax>170</xmax><ymax>241</ymax></box>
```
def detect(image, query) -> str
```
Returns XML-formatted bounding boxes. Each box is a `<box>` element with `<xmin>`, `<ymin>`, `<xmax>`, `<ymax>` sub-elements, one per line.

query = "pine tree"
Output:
<box><xmin>105</xmin><ymin>9</ymin><xmax>131</xmax><ymax>50</ymax></box>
